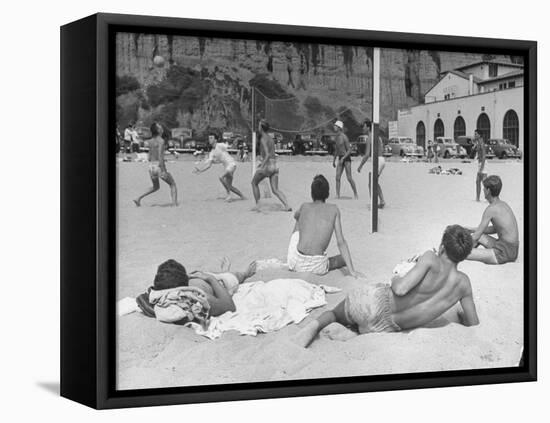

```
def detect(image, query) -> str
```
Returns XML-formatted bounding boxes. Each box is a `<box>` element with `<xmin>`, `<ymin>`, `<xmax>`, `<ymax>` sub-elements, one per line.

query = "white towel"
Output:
<box><xmin>186</xmin><ymin>279</ymin><xmax>339</xmax><ymax>340</ymax></box>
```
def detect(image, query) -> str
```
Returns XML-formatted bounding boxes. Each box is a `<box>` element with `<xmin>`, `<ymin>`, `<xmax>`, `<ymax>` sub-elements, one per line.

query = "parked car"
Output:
<box><xmin>434</xmin><ymin>137</ymin><xmax>466</xmax><ymax>159</ymax></box>
<box><xmin>318</xmin><ymin>133</ymin><xmax>337</xmax><ymax>155</ymax></box>
<box><xmin>168</xmin><ymin>127</ymin><xmax>192</xmax><ymax>150</ymax></box>
<box><xmin>351</xmin><ymin>135</ymin><xmax>368</xmax><ymax>156</ymax></box>
<box><xmin>387</xmin><ymin>137</ymin><xmax>424</xmax><ymax>157</ymax></box>
<box><xmin>485</xmin><ymin>138</ymin><xmax>522</xmax><ymax>159</ymax></box>
<box><xmin>293</xmin><ymin>133</ymin><xmax>316</xmax><ymax>155</ymax></box>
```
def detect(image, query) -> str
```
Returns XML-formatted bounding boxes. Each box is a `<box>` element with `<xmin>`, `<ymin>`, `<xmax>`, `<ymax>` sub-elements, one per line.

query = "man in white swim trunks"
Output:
<box><xmin>193</xmin><ymin>132</ymin><xmax>245</xmax><ymax>201</ymax></box>
<box><xmin>293</xmin><ymin>224</ymin><xmax>480</xmax><ymax>348</ymax></box>
<box><xmin>287</xmin><ymin>174</ymin><xmax>362</xmax><ymax>277</ymax></box>
<box><xmin>357</xmin><ymin>120</ymin><xmax>386</xmax><ymax>209</ymax></box>
<box><xmin>133</xmin><ymin>122</ymin><xmax>178</xmax><ymax>207</ymax></box>
<box><xmin>472</xmin><ymin>130</ymin><xmax>488</xmax><ymax>202</ymax></box>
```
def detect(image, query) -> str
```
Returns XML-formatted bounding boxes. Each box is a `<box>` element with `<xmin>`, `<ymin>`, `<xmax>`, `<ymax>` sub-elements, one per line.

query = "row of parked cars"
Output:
<box><xmin>131</xmin><ymin>126</ymin><xmax>521</xmax><ymax>160</ymax></box>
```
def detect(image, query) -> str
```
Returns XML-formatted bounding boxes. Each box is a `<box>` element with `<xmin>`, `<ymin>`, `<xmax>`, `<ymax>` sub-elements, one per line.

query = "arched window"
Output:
<box><xmin>476</xmin><ymin>113</ymin><xmax>491</xmax><ymax>141</ymax></box>
<box><xmin>434</xmin><ymin>118</ymin><xmax>444</xmax><ymax>139</ymax></box>
<box><xmin>416</xmin><ymin>121</ymin><xmax>426</xmax><ymax>149</ymax></box>
<box><xmin>503</xmin><ymin>110</ymin><xmax>519</xmax><ymax>147</ymax></box>
<box><xmin>454</xmin><ymin>116</ymin><xmax>466</xmax><ymax>139</ymax></box>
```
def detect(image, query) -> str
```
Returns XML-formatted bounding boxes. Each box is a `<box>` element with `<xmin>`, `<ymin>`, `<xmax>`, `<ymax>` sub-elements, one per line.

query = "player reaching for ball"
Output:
<box><xmin>193</xmin><ymin>133</ymin><xmax>246</xmax><ymax>202</ymax></box>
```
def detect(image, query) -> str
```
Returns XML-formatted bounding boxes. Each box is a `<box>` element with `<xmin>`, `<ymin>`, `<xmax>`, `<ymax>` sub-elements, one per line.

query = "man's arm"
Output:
<box><xmin>471</xmin><ymin>208</ymin><xmax>494</xmax><ymax>244</ymax></box>
<box><xmin>159</xmin><ymin>140</ymin><xmax>167</xmax><ymax>172</ymax></box>
<box><xmin>391</xmin><ymin>251</ymin><xmax>434</xmax><ymax>296</ymax></box>
<box><xmin>292</xmin><ymin>204</ymin><xmax>303</xmax><ymax>232</ymax></box>
<box><xmin>194</xmin><ymin>151</ymin><xmax>214</xmax><ymax>173</ymax></box>
<box><xmin>192</xmin><ymin>272</ymin><xmax>236</xmax><ymax>316</ymax></box>
<box><xmin>333</xmin><ymin>208</ymin><xmax>359</xmax><ymax>277</ymax></box>
<box><xmin>458</xmin><ymin>278</ymin><xmax>479</xmax><ymax>326</ymax></box>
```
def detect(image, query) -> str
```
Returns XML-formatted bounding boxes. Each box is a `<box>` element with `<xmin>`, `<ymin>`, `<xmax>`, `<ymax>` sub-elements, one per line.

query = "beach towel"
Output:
<box><xmin>287</xmin><ymin>231</ymin><xmax>329</xmax><ymax>275</ymax></box>
<box><xmin>187</xmin><ymin>279</ymin><xmax>339</xmax><ymax>340</ymax></box>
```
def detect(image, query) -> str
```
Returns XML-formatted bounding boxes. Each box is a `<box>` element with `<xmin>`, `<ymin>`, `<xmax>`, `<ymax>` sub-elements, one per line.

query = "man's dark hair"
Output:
<box><xmin>209</xmin><ymin>132</ymin><xmax>219</xmax><ymax>140</ymax></box>
<box><xmin>259</xmin><ymin>119</ymin><xmax>270</xmax><ymax>133</ymax></box>
<box><xmin>311</xmin><ymin>174</ymin><xmax>330</xmax><ymax>201</ymax></box>
<box><xmin>441</xmin><ymin>225</ymin><xmax>474</xmax><ymax>263</ymax></box>
<box><xmin>483</xmin><ymin>175</ymin><xmax>502</xmax><ymax>197</ymax></box>
<box><xmin>153</xmin><ymin>259</ymin><xmax>189</xmax><ymax>290</ymax></box>
<box><xmin>150</xmin><ymin>122</ymin><xmax>161</xmax><ymax>137</ymax></box>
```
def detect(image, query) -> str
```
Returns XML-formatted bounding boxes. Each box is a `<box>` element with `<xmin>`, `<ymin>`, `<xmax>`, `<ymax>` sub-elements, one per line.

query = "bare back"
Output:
<box><xmin>148</xmin><ymin>136</ymin><xmax>164</xmax><ymax>164</ymax></box>
<box><xmin>295</xmin><ymin>202</ymin><xmax>338</xmax><ymax>255</ymax></box>
<box><xmin>487</xmin><ymin>200</ymin><xmax>519</xmax><ymax>244</ymax></box>
<box><xmin>392</xmin><ymin>251</ymin><xmax>472</xmax><ymax>330</ymax></box>
<box><xmin>260</xmin><ymin>133</ymin><xmax>276</xmax><ymax>161</ymax></box>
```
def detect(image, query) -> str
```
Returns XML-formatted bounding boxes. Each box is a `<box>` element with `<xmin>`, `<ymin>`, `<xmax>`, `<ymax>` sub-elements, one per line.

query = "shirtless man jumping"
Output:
<box><xmin>133</xmin><ymin>122</ymin><xmax>178</xmax><ymax>207</ymax></box>
<box><xmin>251</xmin><ymin>119</ymin><xmax>291</xmax><ymax>211</ymax></box>
<box><xmin>193</xmin><ymin>133</ymin><xmax>245</xmax><ymax>201</ymax></box>
<box><xmin>293</xmin><ymin>224</ymin><xmax>479</xmax><ymax>347</ymax></box>
<box><xmin>287</xmin><ymin>174</ymin><xmax>362</xmax><ymax>278</ymax></box>
<box><xmin>466</xmin><ymin>175</ymin><xmax>519</xmax><ymax>264</ymax></box>
<box><xmin>332</xmin><ymin>120</ymin><xmax>358</xmax><ymax>199</ymax></box>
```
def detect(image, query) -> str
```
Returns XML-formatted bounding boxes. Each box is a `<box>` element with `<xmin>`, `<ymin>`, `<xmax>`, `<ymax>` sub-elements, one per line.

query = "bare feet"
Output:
<box><xmin>220</xmin><ymin>256</ymin><xmax>231</xmax><ymax>272</ymax></box>
<box><xmin>133</xmin><ymin>199</ymin><xmax>141</xmax><ymax>207</ymax></box>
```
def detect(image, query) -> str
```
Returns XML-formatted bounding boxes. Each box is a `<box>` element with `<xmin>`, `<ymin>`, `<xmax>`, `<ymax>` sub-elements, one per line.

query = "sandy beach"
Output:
<box><xmin>116</xmin><ymin>155</ymin><xmax>524</xmax><ymax>390</ymax></box>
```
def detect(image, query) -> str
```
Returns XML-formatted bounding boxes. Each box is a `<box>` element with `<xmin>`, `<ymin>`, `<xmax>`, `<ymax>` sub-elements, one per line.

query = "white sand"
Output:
<box><xmin>116</xmin><ymin>156</ymin><xmax>524</xmax><ymax>390</ymax></box>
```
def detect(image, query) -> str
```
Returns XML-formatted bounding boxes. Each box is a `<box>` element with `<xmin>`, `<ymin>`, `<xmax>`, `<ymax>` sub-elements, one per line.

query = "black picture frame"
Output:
<box><xmin>60</xmin><ymin>12</ymin><xmax>537</xmax><ymax>409</ymax></box>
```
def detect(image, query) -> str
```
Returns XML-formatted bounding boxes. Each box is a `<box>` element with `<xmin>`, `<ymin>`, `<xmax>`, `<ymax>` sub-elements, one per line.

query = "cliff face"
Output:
<box><xmin>115</xmin><ymin>32</ymin><xmax>508</xmax><ymax>134</ymax></box>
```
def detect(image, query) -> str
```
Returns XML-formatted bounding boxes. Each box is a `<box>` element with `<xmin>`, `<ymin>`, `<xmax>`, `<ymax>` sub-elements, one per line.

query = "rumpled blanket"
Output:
<box><xmin>135</xmin><ymin>286</ymin><xmax>211</xmax><ymax>328</ymax></box>
<box><xmin>186</xmin><ymin>279</ymin><xmax>338</xmax><ymax>340</ymax></box>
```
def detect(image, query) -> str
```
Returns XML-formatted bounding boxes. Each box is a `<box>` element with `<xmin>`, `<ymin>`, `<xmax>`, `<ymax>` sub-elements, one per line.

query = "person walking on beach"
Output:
<box><xmin>472</xmin><ymin>130</ymin><xmax>488</xmax><ymax>202</ymax></box>
<box><xmin>251</xmin><ymin>119</ymin><xmax>292</xmax><ymax>211</ymax></box>
<box><xmin>124</xmin><ymin>122</ymin><xmax>137</xmax><ymax>153</ymax></box>
<box><xmin>292</xmin><ymin>224</ymin><xmax>479</xmax><ymax>348</ymax></box>
<box><xmin>287</xmin><ymin>174</ymin><xmax>363</xmax><ymax>278</ymax></box>
<box><xmin>465</xmin><ymin>175</ymin><xmax>519</xmax><ymax>265</ymax></box>
<box><xmin>193</xmin><ymin>132</ymin><xmax>245</xmax><ymax>202</ymax></box>
<box><xmin>332</xmin><ymin>120</ymin><xmax>358</xmax><ymax>199</ymax></box>
<box><xmin>133</xmin><ymin>122</ymin><xmax>178</xmax><ymax>207</ymax></box>
<box><xmin>357</xmin><ymin>121</ymin><xmax>386</xmax><ymax>208</ymax></box>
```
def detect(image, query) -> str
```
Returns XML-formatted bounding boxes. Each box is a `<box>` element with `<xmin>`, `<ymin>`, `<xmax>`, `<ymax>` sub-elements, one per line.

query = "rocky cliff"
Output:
<box><xmin>115</xmin><ymin>32</ymin><xmax>515</xmax><ymax>135</ymax></box>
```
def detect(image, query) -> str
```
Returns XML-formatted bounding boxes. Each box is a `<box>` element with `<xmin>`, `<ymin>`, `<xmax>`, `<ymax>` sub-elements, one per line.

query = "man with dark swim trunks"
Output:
<box><xmin>332</xmin><ymin>120</ymin><xmax>358</xmax><ymax>199</ymax></box>
<box><xmin>251</xmin><ymin>119</ymin><xmax>292</xmax><ymax>211</ymax></box>
<box><xmin>465</xmin><ymin>175</ymin><xmax>519</xmax><ymax>264</ymax></box>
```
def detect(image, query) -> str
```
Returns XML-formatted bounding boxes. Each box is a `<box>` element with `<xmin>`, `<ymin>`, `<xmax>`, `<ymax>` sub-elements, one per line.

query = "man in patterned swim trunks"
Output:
<box><xmin>466</xmin><ymin>175</ymin><xmax>519</xmax><ymax>264</ymax></box>
<box><xmin>133</xmin><ymin>122</ymin><xmax>178</xmax><ymax>207</ymax></box>
<box><xmin>193</xmin><ymin>132</ymin><xmax>245</xmax><ymax>201</ymax></box>
<box><xmin>293</xmin><ymin>225</ymin><xmax>480</xmax><ymax>347</ymax></box>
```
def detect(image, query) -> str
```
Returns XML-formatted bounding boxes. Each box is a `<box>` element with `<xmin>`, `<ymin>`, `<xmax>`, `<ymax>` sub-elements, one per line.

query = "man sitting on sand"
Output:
<box><xmin>287</xmin><ymin>174</ymin><xmax>362</xmax><ymax>278</ymax></box>
<box><xmin>293</xmin><ymin>224</ymin><xmax>479</xmax><ymax>348</ymax></box>
<box><xmin>136</xmin><ymin>258</ymin><xmax>257</xmax><ymax>324</ymax></box>
<box><xmin>466</xmin><ymin>175</ymin><xmax>519</xmax><ymax>264</ymax></box>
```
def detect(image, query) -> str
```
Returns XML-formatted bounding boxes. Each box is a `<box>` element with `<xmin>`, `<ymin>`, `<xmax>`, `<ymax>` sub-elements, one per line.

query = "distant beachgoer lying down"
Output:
<box><xmin>293</xmin><ymin>225</ymin><xmax>480</xmax><ymax>348</ymax></box>
<box><xmin>136</xmin><ymin>258</ymin><xmax>256</xmax><ymax>326</ymax></box>
<box><xmin>287</xmin><ymin>174</ymin><xmax>363</xmax><ymax>278</ymax></box>
<box><xmin>465</xmin><ymin>175</ymin><xmax>519</xmax><ymax>265</ymax></box>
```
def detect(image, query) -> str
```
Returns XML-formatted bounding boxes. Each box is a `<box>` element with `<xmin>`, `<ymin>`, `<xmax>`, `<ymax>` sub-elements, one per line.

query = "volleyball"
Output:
<box><xmin>153</xmin><ymin>55</ymin><xmax>165</xmax><ymax>67</ymax></box>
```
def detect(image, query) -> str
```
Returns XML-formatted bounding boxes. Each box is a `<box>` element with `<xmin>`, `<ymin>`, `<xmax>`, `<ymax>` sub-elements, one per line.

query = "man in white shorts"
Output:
<box><xmin>357</xmin><ymin>121</ymin><xmax>386</xmax><ymax>208</ymax></box>
<box><xmin>194</xmin><ymin>133</ymin><xmax>245</xmax><ymax>201</ymax></box>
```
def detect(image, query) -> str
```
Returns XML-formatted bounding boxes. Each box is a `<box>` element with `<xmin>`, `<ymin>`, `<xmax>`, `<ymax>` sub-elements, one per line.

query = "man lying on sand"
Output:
<box><xmin>293</xmin><ymin>224</ymin><xmax>479</xmax><ymax>348</ymax></box>
<box><xmin>136</xmin><ymin>258</ymin><xmax>257</xmax><ymax>324</ymax></box>
<box><xmin>287</xmin><ymin>174</ymin><xmax>362</xmax><ymax>278</ymax></box>
<box><xmin>465</xmin><ymin>175</ymin><xmax>519</xmax><ymax>264</ymax></box>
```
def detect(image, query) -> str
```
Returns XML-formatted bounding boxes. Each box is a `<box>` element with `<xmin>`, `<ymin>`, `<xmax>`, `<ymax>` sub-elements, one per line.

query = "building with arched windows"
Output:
<box><xmin>397</xmin><ymin>60</ymin><xmax>524</xmax><ymax>152</ymax></box>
